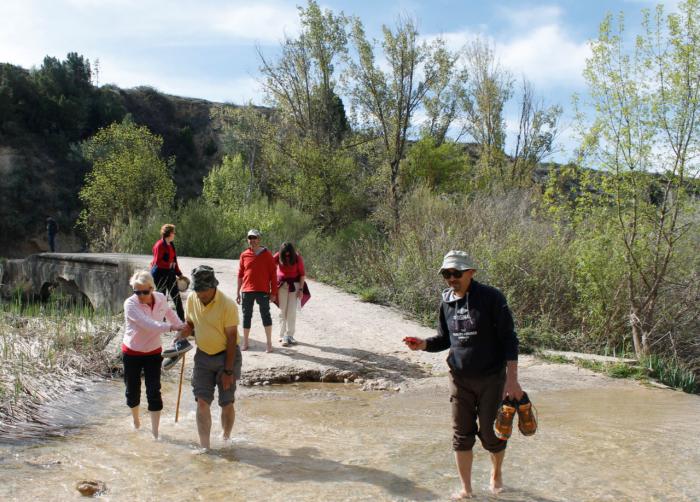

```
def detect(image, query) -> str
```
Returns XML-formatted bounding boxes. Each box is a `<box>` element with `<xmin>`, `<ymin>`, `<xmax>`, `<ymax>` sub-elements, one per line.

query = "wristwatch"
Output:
<box><xmin>223</xmin><ymin>369</ymin><xmax>234</xmax><ymax>375</ymax></box>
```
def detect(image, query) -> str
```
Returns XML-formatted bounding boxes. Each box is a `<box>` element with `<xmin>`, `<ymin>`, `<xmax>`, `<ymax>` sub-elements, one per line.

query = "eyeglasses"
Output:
<box><xmin>441</xmin><ymin>269</ymin><xmax>464</xmax><ymax>279</ymax></box>
<box><xmin>133</xmin><ymin>289</ymin><xmax>152</xmax><ymax>296</ymax></box>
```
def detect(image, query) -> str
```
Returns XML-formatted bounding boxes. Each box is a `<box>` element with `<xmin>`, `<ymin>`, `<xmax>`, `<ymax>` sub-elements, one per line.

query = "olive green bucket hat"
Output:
<box><xmin>438</xmin><ymin>250</ymin><xmax>477</xmax><ymax>273</ymax></box>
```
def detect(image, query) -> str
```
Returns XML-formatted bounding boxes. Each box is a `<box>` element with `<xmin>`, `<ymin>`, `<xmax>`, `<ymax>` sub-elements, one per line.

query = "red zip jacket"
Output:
<box><xmin>151</xmin><ymin>239</ymin><xmax>182</xmax><ymax>275</ymax></box>
<box><xmin>238</xmin><ymin>247</ymin><xmax>278</xmax><ymax>295</ymax></box>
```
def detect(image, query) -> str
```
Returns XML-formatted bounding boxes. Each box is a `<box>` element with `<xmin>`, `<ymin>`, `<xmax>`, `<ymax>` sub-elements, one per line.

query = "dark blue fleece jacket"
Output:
<box><xmin>425</xmin><ymin>280</ymin><xmax>518</xmax><ymax>377</ymax></box>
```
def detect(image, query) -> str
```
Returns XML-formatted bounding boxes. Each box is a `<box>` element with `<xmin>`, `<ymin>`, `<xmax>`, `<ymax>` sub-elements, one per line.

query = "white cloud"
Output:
<box><xmin>421</xmin><ymin>4</ymin><xmax>590</xmax><ymax>90</ymax></box>
<box><xmin>497</xmin><ymin>24</ymin><xmax>591</xmax><ymax>89</ymax></box>
<box><xmin>209</xmin><ymin>4</ymin><xmax>301</xmax><ymax>42</ymax></box>
<box><xmin>496</xmin><ymin>4</ymin><xmax>563</xmax><ymax>29</ymax></box>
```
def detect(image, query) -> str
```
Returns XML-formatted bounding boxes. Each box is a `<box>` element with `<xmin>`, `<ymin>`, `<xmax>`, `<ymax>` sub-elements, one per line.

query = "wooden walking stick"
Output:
<box><xmin>175</xmin><ymin>354</ymin><xmax>186</xmax><ymax>423</ymax></box>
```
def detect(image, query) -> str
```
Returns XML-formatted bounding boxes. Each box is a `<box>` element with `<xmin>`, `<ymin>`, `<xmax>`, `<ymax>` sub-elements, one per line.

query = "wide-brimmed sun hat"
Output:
<box><xmin>176</xmin><ymin>275</ymin><xmax>190</xmax><ymax>292</ymax></box>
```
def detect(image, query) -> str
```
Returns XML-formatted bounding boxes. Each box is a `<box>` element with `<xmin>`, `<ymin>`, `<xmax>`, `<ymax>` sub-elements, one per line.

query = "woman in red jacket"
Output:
<box><xmin>150</xmin><ymin>223</ymin><xmax>184</xmax><ymax>321</ymax></box>
<box><xmin>273</xmin><ymin>242</ymin><xmax>307</xmax><ymax>347</ymax></box>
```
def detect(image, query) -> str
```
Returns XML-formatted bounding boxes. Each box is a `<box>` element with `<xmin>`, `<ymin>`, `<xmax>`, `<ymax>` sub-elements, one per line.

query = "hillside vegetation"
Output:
<box><xmin>0</xmin><ymin>55</ymin><xmax>225</xmax><ymax>254</ymax></box>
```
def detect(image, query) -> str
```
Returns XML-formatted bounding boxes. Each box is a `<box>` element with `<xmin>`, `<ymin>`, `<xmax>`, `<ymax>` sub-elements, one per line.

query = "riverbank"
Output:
<box><xmin>0</xmin><ymin>305</ymin><xmax>120</xmax><ymax>439</ymax></box>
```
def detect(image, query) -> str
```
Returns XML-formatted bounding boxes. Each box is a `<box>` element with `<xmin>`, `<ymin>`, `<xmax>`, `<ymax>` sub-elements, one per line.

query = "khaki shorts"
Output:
<box><xmin>192</xmin><ymin>347</ymin><xmax>243</xmax><ymax>407</ymax></box>
<box><xmin>449</xmin><ymin>368</ymin><xmax>507</xmax><ymax>453</ymax></box>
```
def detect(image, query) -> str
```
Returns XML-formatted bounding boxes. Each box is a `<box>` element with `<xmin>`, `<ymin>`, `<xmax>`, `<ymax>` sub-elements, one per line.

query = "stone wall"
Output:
<box><xmin>0</xmin><ymin>253</ymin><xmax>148</xmax><ymax>312</ymax></box>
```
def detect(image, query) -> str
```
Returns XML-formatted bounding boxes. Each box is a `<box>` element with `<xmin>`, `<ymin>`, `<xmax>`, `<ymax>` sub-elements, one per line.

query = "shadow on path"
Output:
<box><xmin>243</xmin><ymin>340</ymin><xmax>432</xmax><ymax>382</ymax></box>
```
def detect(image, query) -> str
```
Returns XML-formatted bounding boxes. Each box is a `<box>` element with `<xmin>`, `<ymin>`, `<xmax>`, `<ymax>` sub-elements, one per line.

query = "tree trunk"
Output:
<box><xmin>629</xmin><ymin>306</ymin><xmax>649</xmax><ymax>358</ymax></box>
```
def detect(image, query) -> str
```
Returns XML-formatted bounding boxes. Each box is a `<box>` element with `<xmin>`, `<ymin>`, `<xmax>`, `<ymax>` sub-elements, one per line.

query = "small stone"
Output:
<box><xmin>262</xmin><ymin>380</ymin><xmax>270</xmax><ymax>386</ymax></box>
<box><xmin>355</xmin><ymin>378</ymin><xmax>364</xmax><ymax>384</ymax></box>
<box><xmin>76</xmin><ymin>480</ymin><xmax>106</xmax><ymax>497</ymax></box>
<box><xmin>253</xmin><ymin>382</ymin><xmax>262</xmax><ymax>386</ymax></box>
<box><xmin>394</xmin><ymin>387</ymin><xmax>401</xmax><ymax>392</ymax></box>
<box><xmin>344</xmin><ymin>378</ymin><xmax>350</xmax><ymax>384</ymax></box>
<box><xmin>294</xmin><ymin>375</ymin><xmax>301</xmax><ymax>381</ymax></box>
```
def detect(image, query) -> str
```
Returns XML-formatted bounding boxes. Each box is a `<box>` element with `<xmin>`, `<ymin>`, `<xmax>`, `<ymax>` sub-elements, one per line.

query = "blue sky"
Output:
<box><xmin>0</xmin><ymin>0</ymin><xmax>678</xmax><ymax>161</ymax></box>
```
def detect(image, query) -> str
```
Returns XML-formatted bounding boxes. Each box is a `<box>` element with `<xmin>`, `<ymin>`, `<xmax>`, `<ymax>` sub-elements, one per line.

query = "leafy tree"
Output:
<box><xmin>510</xmin><ymin>79</ymin><xmax>562</xmax><ymax>187</ymax></box>
<box><xmin>213</xmin><ymin>104</ymin><xmax>273</xmax><ymax>200</ymax></box>
<box><xmin>580</xmin><ymin>0</ymin><xmax>700</xmax><ymax>357</ymax></box>
<box><xmin>258</xmin><ymin>0</ymin><xmax>349</xmax><ymax>147</ymax></box>
<box><xmin>202</xmin><ymin>153</ymin><xmax>255</xmax><ymax>210</ymax></box>
<box><xmin>78</xmin><ymin>117</ymin><xmax>175</xmax><ymax>243</ymax></box>
<box><xmin>403</xmin><ymin>136</ymin><xmax>472</xmax><ymax>193</ymax></box>
<box><xmin>33</xmin><ymin>52</ymin><xmax>94</xmax><ymax>138</ymax></box>
<box><xmin>420</xmin><ymin>39</ymin><xmax>468</xmax><ymax>146</ymax></box>
<box><xmin>459</xmin><ymin>38</ymin><xmax>513</xmax><ymax>185</ymax></box>
<box><xmin>346</xmin><ymin>16</ymin><xmax>437</xmax><ymax>230</ymax></box>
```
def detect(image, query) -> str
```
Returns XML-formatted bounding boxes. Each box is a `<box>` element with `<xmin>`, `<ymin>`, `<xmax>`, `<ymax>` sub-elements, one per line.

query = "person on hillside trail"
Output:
<box><xmin>46</xmin><ymin>216</ymin><xmax>58</xmax><ymax>252</ymax></box>
<box><xmin>236</xmin><ymin>229</ymin><xmax>278</xmax><ymax>353</ymax></box>
<box><xmin>174</xmin><ymin>265</ymin><xmax>241</xmax><ymax>450</ymax></box>
<box><xmin>122</xmin><ymin>270</ymin><xmax>186</xmax><ymax>439</ymax></box>
<box><xmin>150</xmin><ymin>224</ymin><xmax>185</xmax><ymax>321</ymax></box>
<box><xmin>403</xmin><ymin>250</ymin><xmax>523</xmax><ymax>499</ymax></box>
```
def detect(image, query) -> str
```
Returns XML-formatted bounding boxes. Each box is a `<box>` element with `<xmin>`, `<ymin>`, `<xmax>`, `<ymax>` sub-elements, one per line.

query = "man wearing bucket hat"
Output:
<box><xmin>175</xmin><ymin>265</ymin><xmax>242</xmax><ymax>449</ymax></box>
<box><xmin>403</xmin><ymin>250</ymin><xmax>522</xmax><ymax>498</ymax></box>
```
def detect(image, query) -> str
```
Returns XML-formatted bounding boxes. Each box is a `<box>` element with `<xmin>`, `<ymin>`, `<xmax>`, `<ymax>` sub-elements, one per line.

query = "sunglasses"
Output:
<box><xmin>247</xmin><ymin>236</ymin><xmax>259</xmax><ymax>240</ymax></box>
<box><xmin>133</xmin><ymin>289</ymin><xmax>152</xmax><ymax>296</ymax></box>
<box><xmin>441</xmin><ymin>269</ymin><xmax>464</xmax><ymax>279</ymax></box>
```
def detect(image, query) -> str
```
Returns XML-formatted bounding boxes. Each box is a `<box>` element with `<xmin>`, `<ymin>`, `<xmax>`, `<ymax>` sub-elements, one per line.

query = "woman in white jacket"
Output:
<box><xmin>122</xmin><ymin>270</ymin><xmax>185</xmax><ymax>438</ymax></box>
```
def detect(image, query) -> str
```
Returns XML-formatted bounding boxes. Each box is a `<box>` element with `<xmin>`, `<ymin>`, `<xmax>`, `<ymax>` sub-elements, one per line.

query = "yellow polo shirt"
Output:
<box><xmin>185</xmin><ymin>289</ymin><xmax>240</xmax><ymax>354</ymax></box>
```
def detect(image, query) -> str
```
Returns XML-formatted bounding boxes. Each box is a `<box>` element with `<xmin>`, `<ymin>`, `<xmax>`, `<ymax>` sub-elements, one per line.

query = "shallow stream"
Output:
<box><xmin>1</xmin><ymin>378</ymin><xmax>699</xmax><ymax>501</ymax></box>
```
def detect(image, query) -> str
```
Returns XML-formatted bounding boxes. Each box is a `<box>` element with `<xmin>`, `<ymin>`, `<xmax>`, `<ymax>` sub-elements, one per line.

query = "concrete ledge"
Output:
<box><xmin>1</xmin><ymin>253</ymin><xmax>150</xmax><ymax>312</ymax></box>
<box><xmin>540</xmin><ymin>349</ymin><xmax>637</xmax><ymax>365</ymax></box>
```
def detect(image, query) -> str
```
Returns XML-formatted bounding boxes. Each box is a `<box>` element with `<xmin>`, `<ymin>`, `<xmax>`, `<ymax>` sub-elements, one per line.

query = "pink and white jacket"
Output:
<box><xmin>122</xmin><ymin>291</ymin><xmax>185</xmax><ymax>354</ymax></box>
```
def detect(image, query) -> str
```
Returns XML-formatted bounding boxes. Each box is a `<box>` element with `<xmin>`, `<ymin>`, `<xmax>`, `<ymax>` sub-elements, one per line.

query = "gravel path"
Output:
<box><xmin>120</xmin><ymin>255</ymin><xmax>640</xmax><ymax>394</ymax></box>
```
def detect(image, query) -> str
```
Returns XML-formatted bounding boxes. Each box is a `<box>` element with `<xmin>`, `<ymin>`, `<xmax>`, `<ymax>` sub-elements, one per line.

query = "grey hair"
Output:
<box><xmin>129</xmin><ymin>270</ymin><xmax>155</xmax><ymax>290</ymax></box>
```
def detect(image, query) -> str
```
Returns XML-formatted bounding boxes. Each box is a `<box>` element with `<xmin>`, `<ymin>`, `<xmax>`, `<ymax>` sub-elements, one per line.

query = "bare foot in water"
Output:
<box><xmin>266</xmin><ymin>344</ymin><xmax>273</xmax><ymax>353</ymax></box>
<box><xmin>450</xmin><ymin>489</ymin><xmax>473</xmax><ymax>500</ymax></box>
<box><xmin>131</xmin><ymin>409</ymin><xmax>141</xmax><ymax>429</ymax></box>
<box><xmin>490</xmin><ymin>474</ymin><xmax>504</xmax><ymax>495</ymax></box>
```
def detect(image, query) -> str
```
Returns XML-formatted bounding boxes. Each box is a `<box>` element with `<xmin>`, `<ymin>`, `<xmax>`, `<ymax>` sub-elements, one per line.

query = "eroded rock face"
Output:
<box><xmin>76</xmin><ymin>480</ymin><xmax>106</xmax><ymax>496</ymax></box>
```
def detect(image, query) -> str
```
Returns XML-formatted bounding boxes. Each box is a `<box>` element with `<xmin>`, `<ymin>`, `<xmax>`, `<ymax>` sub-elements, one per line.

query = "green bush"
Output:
<box><xmin>644</xmin><ymin>355</ymin><xmax>697</xmax><ymax>393</ymax></box>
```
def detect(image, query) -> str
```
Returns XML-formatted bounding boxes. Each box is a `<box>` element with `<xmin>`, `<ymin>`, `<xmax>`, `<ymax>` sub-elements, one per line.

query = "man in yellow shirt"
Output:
<box><xmin>177</xmin><ymin>265</ymin><xmax>241</xmax><ymax>449</ymax></box>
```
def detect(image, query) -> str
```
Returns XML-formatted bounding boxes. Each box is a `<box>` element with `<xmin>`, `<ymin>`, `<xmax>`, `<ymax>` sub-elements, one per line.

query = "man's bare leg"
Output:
<box><xmin>242</xmin><ymin>328</ymin><xmax>250</xmax><ymax>351</ymax></box>
<box><xmin>264</xmin><ymin>325</ymin><xmax>273</xmax><ymax>352</ymax></box>
<box><xmin>196</xmin><ymin>399</ymin><xmax>212</xmax><ymax>449</ymax></box>
<box><xmin>150</xmin><ymin>410</ymin><xmax>161</xmax><ymax>439</ymax></box>
<box><xmin>452</xmin><ymin>450</ymin><xmax>474</xmax><ymax>499</ymax></box>
<box><xmin>221</xmin><ymin>403</ymin><xmax>235</xmax><ymax>440</ymax></box>
<box><xmin>130</xmin><ymin>406</ymin><xmax>141</xmax><ymax>429</ymax></box>
<box><xmin>489</xmin><ymin>449</ymin><xmax>505</xmax><ymax>494</ymax></box>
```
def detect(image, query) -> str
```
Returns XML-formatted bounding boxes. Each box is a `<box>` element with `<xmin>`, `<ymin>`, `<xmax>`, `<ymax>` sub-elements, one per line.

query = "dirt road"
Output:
<box><xmin>141</xmin><ymin>255</ymin><xmax>637</xmax><ymax>393</ymax></box>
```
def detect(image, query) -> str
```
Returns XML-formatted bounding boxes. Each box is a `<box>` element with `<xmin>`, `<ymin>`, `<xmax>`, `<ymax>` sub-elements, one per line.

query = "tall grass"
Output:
<box><xmin>0</xmin><ymin>294</ymin><xmax>120</xmax><ymax>437</ymax></box>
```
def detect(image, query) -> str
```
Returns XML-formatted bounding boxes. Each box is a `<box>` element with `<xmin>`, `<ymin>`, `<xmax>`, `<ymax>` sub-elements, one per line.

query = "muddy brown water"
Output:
<box><xmin>1</xmin><ymin>377</ymin><xmax>699</xmax><ymax>502</ymax></box>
